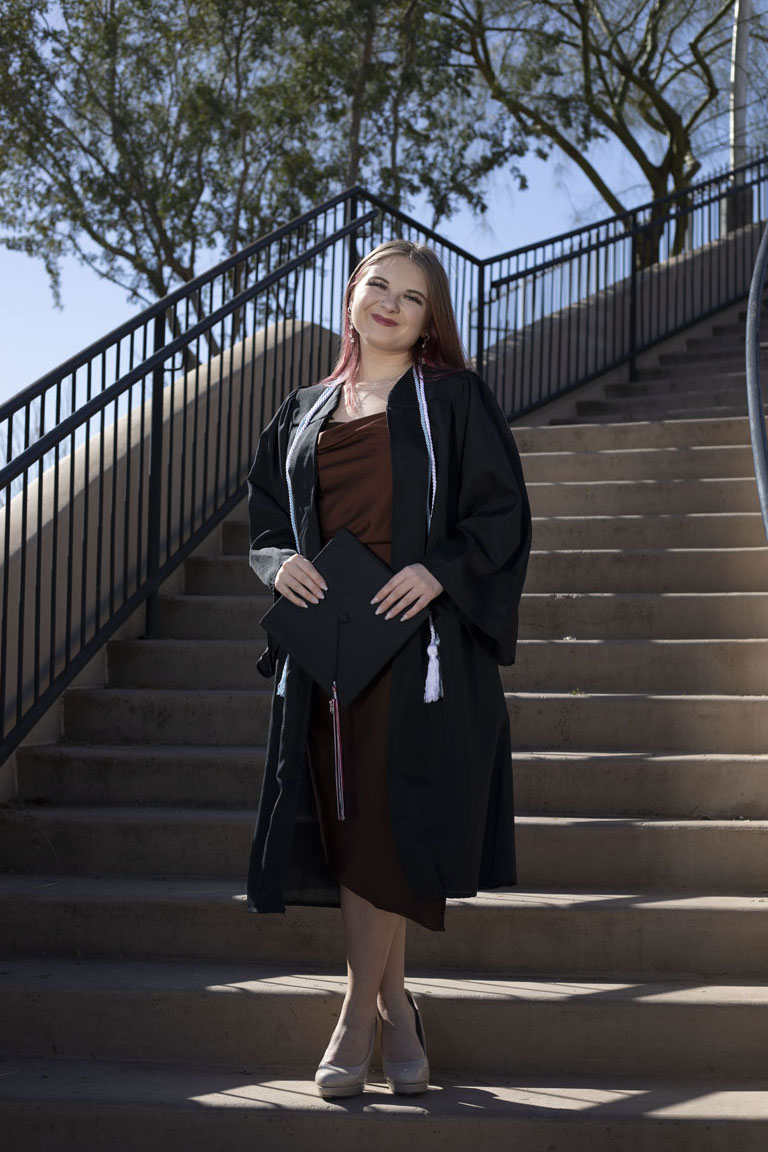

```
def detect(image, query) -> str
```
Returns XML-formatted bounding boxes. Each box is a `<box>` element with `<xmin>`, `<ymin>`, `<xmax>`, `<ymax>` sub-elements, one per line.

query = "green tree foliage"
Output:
<box><xmin>442</xmin><ymin>0</ymin><xmax>767</xmax><ymax>214</ymax></box>
<box><xmin>3</xmin><ymin>0</ymin><xmax>765</xmax><ymax>306</ymax></box>
<box><xmin>0</xmin><ymin>0</ymin><xmax>523</xmax><ymax>308</ymax></box>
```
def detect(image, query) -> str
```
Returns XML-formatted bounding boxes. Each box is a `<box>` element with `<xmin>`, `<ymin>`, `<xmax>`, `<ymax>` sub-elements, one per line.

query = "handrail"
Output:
<box><xmin>481</xmin><ymin>155</ymin><xmax>768</xmax><ymax>416</ymax></box>
<box><xmin>0</xmin><ymin>211</ymin><xmax>377</xmax><ymax>492</ymax></box>
<box><xmin>745</xmin><ymin>219</ymin><xmax>768</xmax><ymax>540</ymax></box>
<box><xmin>487</xmin><ymin>155</ymin><xmax>765</xmax><ymax>265</ymax></box>
<box><xmin>0</xmin><ymin>209</ymin><xmax>385</xmax><ymax>761</ymax></box>
<box><xmin>0</xmin><ymin>186</ymin><xmax>370</xmax><ymax>418</ymax></box>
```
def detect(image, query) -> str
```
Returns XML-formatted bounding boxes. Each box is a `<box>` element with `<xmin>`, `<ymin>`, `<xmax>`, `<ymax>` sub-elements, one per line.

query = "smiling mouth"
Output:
<box><xmin>372</xmin><ymin>314</ymin><xmax>398</xmax><ymax>327</ymax></box>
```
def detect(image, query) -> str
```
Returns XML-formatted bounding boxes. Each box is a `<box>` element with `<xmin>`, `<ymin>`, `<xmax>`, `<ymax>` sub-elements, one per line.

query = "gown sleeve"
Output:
<box><xmin>423</xmin><ymin>371</ymin><xmax>532</xmax><ymax>665</ymax></box>
<box><xmin>246</xmin><ymin>393</ymin><xmax>300</xmax><ymax>594</ymax></box>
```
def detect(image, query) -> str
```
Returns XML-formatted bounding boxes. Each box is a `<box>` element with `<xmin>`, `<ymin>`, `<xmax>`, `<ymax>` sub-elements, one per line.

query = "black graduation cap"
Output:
<box><xmin>260</xmin><ymin>529</ymin><xmax>429</xmax><ymax>706</ymax></box>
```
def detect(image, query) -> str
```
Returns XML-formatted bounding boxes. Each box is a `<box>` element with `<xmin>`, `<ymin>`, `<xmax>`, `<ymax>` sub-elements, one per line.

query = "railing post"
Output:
<box><xmin>347</xmin><ymin>189</ymin><xmax>360</xmax><ymax>280</ymax></box>
<box><xmin>629</xmin><ymin>213</ymin><xmax>638</xmax><ymax>382</ymax></box>
<box><xmin>145</xmin><ymin>311</ymin><xmax>166</xmax><ymax>636</ymax></box>
<box><xmin>745</xmin><ymin>219</ymin><xmax>768</xmax><ymax>541</ymax></box>
<box><xmin>476</xmin><ymin>263</ymin><xmax>485</xmax><ymax>381</ymax></box>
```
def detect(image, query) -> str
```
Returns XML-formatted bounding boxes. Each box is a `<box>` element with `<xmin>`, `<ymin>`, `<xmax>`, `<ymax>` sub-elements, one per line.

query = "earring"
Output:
<box><xmin>348</xmin><ymin>305</ymin><xmax>356</xmax><ymax>342</ymax></box>
<box><xmin>419</xmin><ymin>330</ymin><xmax>430</xmax><ymax>363</ymax></box>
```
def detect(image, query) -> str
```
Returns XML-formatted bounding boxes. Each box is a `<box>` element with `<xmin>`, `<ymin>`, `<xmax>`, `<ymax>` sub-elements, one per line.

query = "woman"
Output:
<box><xmin>246</xmin><ymin>238</ymin><xmax>531</xmax><ymax>1098</ymax></box>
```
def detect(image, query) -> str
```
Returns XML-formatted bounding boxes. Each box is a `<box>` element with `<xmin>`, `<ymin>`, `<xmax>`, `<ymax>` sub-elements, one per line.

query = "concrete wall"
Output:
<box><xmin>1</xmin><ymin>321</ymin><xmax>336</xmax><ymax>796</ymax></box>
<box><xmin>486</xmin><ymin>220</ymin><xmax>763</xmax><ymax>417</ymax></box>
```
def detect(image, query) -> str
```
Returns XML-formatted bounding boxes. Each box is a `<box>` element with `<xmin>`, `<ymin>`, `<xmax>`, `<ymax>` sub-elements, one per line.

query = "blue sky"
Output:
<box><xmin>0</xmin><ymin>146</ymin><xmax>642</xmax><ymax>409</ymax></box>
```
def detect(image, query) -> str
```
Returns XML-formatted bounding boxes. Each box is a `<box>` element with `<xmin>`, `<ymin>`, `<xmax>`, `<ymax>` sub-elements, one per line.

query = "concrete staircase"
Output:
<box><xmin>2</xmin><ymin>304</ymin><xmax>768</xmax><ymax>1149</ymax></box>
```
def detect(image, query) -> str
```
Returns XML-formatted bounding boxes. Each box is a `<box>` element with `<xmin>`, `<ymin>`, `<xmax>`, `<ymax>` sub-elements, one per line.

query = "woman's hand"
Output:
<box><xmin>371</xmin><ymin>563</ymin><xmax>443</xmax><ymax>621</ymax></box>
<box><xmin>275</xmin><ymin>554</ymin><xmax>328</xmax><ymax>607</ymax></box>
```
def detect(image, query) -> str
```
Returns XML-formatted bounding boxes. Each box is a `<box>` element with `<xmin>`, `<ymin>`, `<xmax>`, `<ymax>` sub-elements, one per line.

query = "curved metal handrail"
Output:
<box><xmin>745</xmin><ymin>218</ymin><xmax>768</xmax><ymax>541</ymax></box>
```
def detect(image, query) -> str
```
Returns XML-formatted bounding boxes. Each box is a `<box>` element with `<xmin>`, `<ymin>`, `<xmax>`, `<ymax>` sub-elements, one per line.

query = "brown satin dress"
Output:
<box><xmin>306</xmin><ymin>411</ymin><xmax>445</xmax><ymax>931</ymax></box>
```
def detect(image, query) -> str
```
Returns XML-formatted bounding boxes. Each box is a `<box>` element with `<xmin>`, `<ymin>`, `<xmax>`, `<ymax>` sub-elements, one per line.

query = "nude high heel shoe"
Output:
<box><xmin>381</xmin><ymin>989</ymin><xmax>430</xmax><ymax>1095</ymax></box>
<box><xmin>314</xmin><ymin>1020</ymin><xmax>377</xmax><ymax>1099</ymax></box>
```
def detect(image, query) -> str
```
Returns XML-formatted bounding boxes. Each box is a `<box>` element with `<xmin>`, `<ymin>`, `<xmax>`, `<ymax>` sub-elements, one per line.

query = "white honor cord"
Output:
<box><xmin>284</xmin><ymin>381</ymin><xmax>340</xmax><ymax>550</ymax></box>
<box><xmin>414</xmin><ymin>363</ymin><xmax>437</xmax><ymax>528</ymax></box>
<box><xmin>277</xmin><ymin>382</ymin><xmax>339</xmax><ymax>701</ymax></box>
<box><xmin>414</xmin><ymin>364</ymin><xmax>443</xmax><ymax>703</ymax></box>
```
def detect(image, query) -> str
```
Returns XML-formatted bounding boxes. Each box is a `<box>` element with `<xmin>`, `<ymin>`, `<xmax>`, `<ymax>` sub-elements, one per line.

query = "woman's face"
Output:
<box><xmin>349</xmin><ymin>255</ymin><xmax>430</xmax><ymax>358</ymax></box>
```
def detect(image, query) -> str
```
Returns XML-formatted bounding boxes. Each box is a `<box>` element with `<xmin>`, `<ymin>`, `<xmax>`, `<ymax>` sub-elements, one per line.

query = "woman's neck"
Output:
<box><xmin>355</xmin><ymin>347</ymin><xmax>412</xmax><ymax>384</ymax></box>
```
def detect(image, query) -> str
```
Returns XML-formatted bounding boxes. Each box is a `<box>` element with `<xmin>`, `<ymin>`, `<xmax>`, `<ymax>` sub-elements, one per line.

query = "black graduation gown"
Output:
<box><xmin>246</xmin><ymin>366</ymin><xmax>532</xmax><ymax>912</ymax></box>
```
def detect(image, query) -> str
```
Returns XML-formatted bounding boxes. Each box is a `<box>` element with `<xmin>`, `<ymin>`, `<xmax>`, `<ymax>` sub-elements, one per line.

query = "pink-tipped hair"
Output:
<box><xmin>320</xmin><ymin>239</ymin><xmax>468</xmax><ymax>390</ymax></box>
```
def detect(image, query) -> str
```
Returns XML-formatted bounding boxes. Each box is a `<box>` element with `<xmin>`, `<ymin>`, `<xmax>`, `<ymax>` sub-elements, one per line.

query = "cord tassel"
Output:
<box><xmin>424</xmin><ymin>613</ymin><xmax>443</xmax><ymax>702</ymax></box>
<box><xmin>329</xmin><ymin>680</ymin><xmax>345</xmax><ymax>820</ymax></box>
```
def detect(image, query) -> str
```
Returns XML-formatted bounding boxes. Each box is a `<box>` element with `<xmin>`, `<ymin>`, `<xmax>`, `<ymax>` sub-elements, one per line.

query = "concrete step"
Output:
<box><xmin>153</xmin><ymin>594</ymin><xmax>269</xmax><ymax>640</ymax></box>
<box><xmin>58</xmin><ymin>686</ymin><xmax>768</xmax><ymax>753</ymax></box>
<box><xmin>188</xmin><ymin>546</ymin><xmax>768</xmax><ymax>596</ymax></box>
<box><xmin>551</xmin><ymin>405</ymin><xmax>753</xmax><ymax>425</ymax></box>
<box><xmin>16</xmin><ymin>740</ymin><xmax>767</xmax><ymax>822</ymax></box>
<box><xmin>532</xmin><ymin>513</ymin><xmax>765</xmax><ymax>549</ymax></box>
<box><xmin>2</xmin><ymin>958</ymin><xmax>768</xmax><ymax>1078</ymax></box>
<box><xmin>525</xmin><ymin>548</ymin><xmax>768</xmax><ymax>593</ymax></box>
<box><xmin>696</xmin><ymin>325</ymin><xmax>747</xmax><ymax>341</ymax></box>
<box><xmin>512</xmin><ymin>416</ymin><xmax>751</xmax><ymax>452</ymax></box>
<box><xmin>506</xmin><ymin>639</ymin><xmax>768</xmax><ymax>694</ymax></box>
<box><xmin>184</xmin><ymin>555</ymin><xmax>275</xmax><ymax>595</ymax></box>
<box><xmin>15</xmin><ymin>744</ymin><xmax>768</xmax><ymax>820</ymax></box>
<box><xmin>14</xmin><ymin>744</ymin><xmax>266</xmax><ymax>807</ymax></box>
<box><xmin>635</xmin><ymin>362</ymin><xmax>749</xmax><ymax>382</ymax></box>
<box><xmin>220</xmin><ymin>450</ymin><xmax>756</xmax><ymax>516</ymax></box>
<box><xmin>106</xmin><ymin>639</ymin><xmax>268</xmax><ymax>689</ymax></box>
<box><xmin>60</xmin><ymin>687</ymin><xmax>272</xmax><ymax>744</ymax></box>
<box><xmin>520</xmin><ymin>590</ymin><xmax>768</xmax><ymax>639</ymax></box>
<box><xmin>575</xmin><ymin>396</ymin><xmax>755</xmax><ymax>422</ymax></box>
<box><xmin>527</xmin><ymin>478</ymin><xmax>760</xmax><ymax>516</ymax></box>
<box><xmin>3</xmin><ymin>875</ymin><xmax>768</xmax><ymax>978</ymax></box>
<box><xmin>656</xmin><ymin>348</ymin><xmax>762</xmax><ymax>367</ymax></box>
<box><xmin>602</xmin><ymin>378</ymin><xmax>750</xmax><ymax>400</ymax></box>
<box><xmin>514</xmin><ymin>752</ymin><xmax>768</xmax><ymax>818</ymax></box>
<box><xmin>151</xmin><ymin>590</ymin><xmax>768</xmax><ymax>643</ymax></box>
<box><xmin>3</xmin><ymin>806</ymin><xmax>768</xmax><ymax>890</ymax></box>
<box><xmin>154</xmin><ymin>591</ymin><xmax>270</xmax><ymax>638</ymax></box>
<box><xmin>105</xmin><ymin>637</ymin><xmax>768</xmax><ymax>695</ymax></box>
<box><xmin>510</xmin><ymin>692</ymin><xmax>768</xmax><ymax>754</ymax></box>
<box><xmin>3</xmin><ymin>1057</ymin><xmax>767</xmax><ymax>1152</ymax></box>
<box><xmin>225</xmin><ymin>511</ymin><xmax>766</xmax><ymax>553</ymax></box>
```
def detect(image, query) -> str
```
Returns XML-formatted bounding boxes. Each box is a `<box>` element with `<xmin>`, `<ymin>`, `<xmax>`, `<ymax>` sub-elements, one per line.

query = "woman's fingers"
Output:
<box><xmin>275</xmin><ymin>557</ymin><xmax>442</xmax><ymax>616</ymax></box>
<box><xmin>275</xmin><ymin>555</ymin><xmax>327</xmax><ymax>607</ymax></box>
<box><xmin>396</xmin><ymin>593</ymin><xmax>432</xmax><ymax>621</ymax></box>
<box><xmin>372</xmin><ymin>563</ymin><xmax>443</xmax><ymax>620</ymax></box>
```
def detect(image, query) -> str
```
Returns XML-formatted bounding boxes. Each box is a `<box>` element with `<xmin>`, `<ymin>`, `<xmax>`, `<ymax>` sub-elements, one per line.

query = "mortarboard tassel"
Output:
<box><xmin>329</xmin><ymin>680</ymin><xmax>345</xmax><ymax>820</ymax></box>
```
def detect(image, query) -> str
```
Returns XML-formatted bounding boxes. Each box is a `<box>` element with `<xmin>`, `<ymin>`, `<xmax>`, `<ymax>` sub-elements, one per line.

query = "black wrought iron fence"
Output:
<box><xmin>482</xmin><ymin>156</ymin><xmax>768</xmax><ymax>417</ymax></box>
<box><xmin>2</xmin><ymin>158</ymin><xmax>767</xmax><ymax>761</ymax></box>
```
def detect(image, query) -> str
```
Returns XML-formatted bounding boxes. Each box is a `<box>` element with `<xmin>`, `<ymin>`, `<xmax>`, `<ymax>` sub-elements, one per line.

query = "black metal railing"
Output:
<box><xmin>482</xmin><ymin>156</ymin><xmax>768</xmax><ymax>416</ymax></box>
<box><xmin>0</xmin><ymin>190</ymin><xmax>481</xmax><ymax>762</ymax></box>
<box><xmin>2</xmin><ymin>158</ymin><xmax>768</xmax><ymax>762</ymax></box>
<box><xmin>745</xmin><ymin>219</ymin><xmax>768</xmax><ymax>541</ymax></box>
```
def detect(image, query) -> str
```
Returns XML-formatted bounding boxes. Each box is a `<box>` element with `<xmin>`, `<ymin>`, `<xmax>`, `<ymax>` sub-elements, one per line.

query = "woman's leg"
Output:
<box><xmin>321</xmin><ymin>885</ymin><xmax>397</xmax><ymax>1063</ymax></box>
<box><xmin>321</xmin><ymin>885</ymin><xmax>425</xmax><ymax>1065</ymax></box>
<box><xmin>377</xmin><ymin>914</ymin><xmax>425</xmax><ymax>1062</ymax></box>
